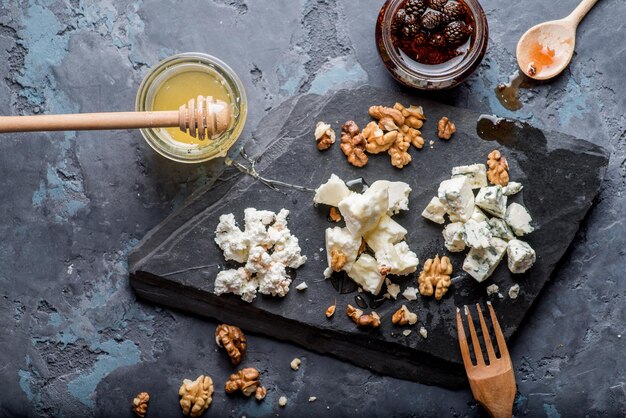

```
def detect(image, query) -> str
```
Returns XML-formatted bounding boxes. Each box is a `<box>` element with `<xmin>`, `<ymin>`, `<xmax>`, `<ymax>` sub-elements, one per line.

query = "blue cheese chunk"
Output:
<box><xmin>488</xmin><ymin>217</ymin><xmax>515</xmax><ymax>241</ymax></box>
<box><xmin>421</xmin><ymin>196</ymin><xmax>447</xmax><ymax>224</ymax></box>
<box><xmin>323</xmin><ymin>227</ymin><xmax>361</xmax><ymax>278</ymax></box>
<box><xmin>364</xmin><ymin>215</ymin><xmax>407</xmax><ymax>253</ymax></box>
<box><xmin>475</xmin><ymin>186</ymin><xmax>507</xmax><ymax>218</ymax></box>
<box><xmin>368</xmin><ymin>180</ymin><xmax>412</xmax><ymax>215</ymax></box>
<box><xmin>451</xmin><ymin>164</ymin><xmax>488</xmax><ymax>189</ymax></box>
<box><xmin>505</xmin><ymin>203</ymin><xmax>534</xmax><ymax>236</ymax></box>
<box><xmin>503</xmin><ymin>182</ymin><xmax>523</xmax><ymax>196</ymax></box>
<box><xmin>442</xmin><ymin>222</ymin><xmax>466</xmax><ymax>252</ymax></box>
<box><xmin>462</xmin><ymin>237</ymin><xmax>508</xmax><ymax>282</ymax></box>
<box><xmin>507</xmin><ymin>239</ymin><xmax>536</xmax><ymax>273</ymax></box>
<box><xmin>438</xmin><ymin>176</ymin><xmax>475</xmax><ymax>223</ymax></box>
<box><xmin>463</xmin><ymin>219</ymin><xmax>492</xmax><ymax>249</ymax></box>
<box><xmin>471</xmin><ymin>207</ymin><xmax>488</xmax><ymax>222</ymax></box>
<box><xmin>313</xmin><ymin>174</ymin><xmax>351</xmax><ymax>207</ymax></box>
<box><xmin>338</xmin><ymin>185</ymin><xmax>388</xmax><ymax>236</ymax></box>
<box><xmin>348</xmin><ymin>254</ymin><xmax>385</xmax><ymax>295</ymax></box>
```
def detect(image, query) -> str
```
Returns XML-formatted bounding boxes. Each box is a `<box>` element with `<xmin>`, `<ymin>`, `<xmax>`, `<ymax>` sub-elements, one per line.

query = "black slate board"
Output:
<box><xmin>129</xmin><ymin>86</ymin><xmax>608</xmax><ymax>388</ymax></box>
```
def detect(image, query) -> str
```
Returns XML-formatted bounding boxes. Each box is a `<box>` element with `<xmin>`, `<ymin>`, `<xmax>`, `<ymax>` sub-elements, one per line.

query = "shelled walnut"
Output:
<box><xmin>346</xmin><ymin>304</ymin><xmax>381</xmax><ymax>328</ymax></box>
<box><xmin>326</xmin><ymin>300</ymin><xmax>336</xmax><ymax>318</ymax></box>
<box><xmin>314</xmin><ymin>121</ymin><xmax>336</xmax><ymax>151</ymax></box>
<box><xmin>487</xmin><ymin>149</ymin><xmax>510</xmax><ymax>186</ymax></box>
<box><xmin>393</xmin><ymin>103</ymin><xmax>425</xmax><ymax>129</ymax></box>
<box><xmin>340</xmin><ymin>121</ymin><xmax>368</xmax><ymax>167</ymax></box>
<box><xmin>364</xmin><ymin>122</ymin><xmax>397</xmax><ymax>154</ymax></box>
<box><xmin>225</xmin><ymin>368</ymin><xmax>261</xmax><ymax>397</ymax></box>
<box><xmin>329</xmin><ymin>207</ymin><xmax>342</xmax><ymax>222</ymax></box>
<box><xmin>255</xmin><ymin>386</ymin><xmax>267</xmax><ymax>401</ymax></box>
<box><xmin>400</xmin><ymin>124</ymin><xmax>424</xmax><ymax>149</ymax></box>
<box><xmin>369</xmin><ymin>105</ymin><xmax>405</xmax><ymax>131</ymax></box>
<box><xmin>330</xmin><ymin>249</ymin><xmax>347</xmax><ymax>272</ymax></box>
<box><xmin>215</xmin><ymin>324</ymin><xmax>247</xmax><ymax>366</ymax></box>
<box><xmin>437</xmin><ymin>117</ymin><xmax>456</xmax><ymax>140</ymax></box>
<box><xmin>391</xmin><ymin>305</ymin><xmax>419</xmax><ymax>325</ymax></box>
<box><xmin>388</xmin><ymin>132</ymin><xmax>412</xmax><ymax>168</ymax></box>
<box><xmin>179</xmin><ymin>375</ymin><xmax>214</xmax><ymax>417</ymax></box>
<box><xmin>131</xmin><ymin>392</ymin><xmax>149</xmax><ymax>417</ymax></box>
<box><xmin>418</xmin><ymin>255</ymin><xmax>453</xmax><ymax>300</ymax></box>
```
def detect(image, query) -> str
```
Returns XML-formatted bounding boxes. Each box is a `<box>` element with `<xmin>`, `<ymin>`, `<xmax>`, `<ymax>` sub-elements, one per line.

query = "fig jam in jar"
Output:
<box><xmin>376</xmin><ymin>0</ymin><xmax>488</xmax><ymax>90</ymax></box>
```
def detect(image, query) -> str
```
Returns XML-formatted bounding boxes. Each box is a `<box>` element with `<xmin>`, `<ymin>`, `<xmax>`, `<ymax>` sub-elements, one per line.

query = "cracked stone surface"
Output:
<box><xmin>0</xmin><ymin>0</ymin><xmax>624</xmax><ymax>417</ymax></box>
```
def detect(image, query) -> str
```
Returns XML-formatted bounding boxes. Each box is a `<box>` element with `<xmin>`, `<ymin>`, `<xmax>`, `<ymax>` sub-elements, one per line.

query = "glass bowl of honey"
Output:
<box><xmin>136</xmin><ymin>53</ymin><xmax>247</xmax><ymax>163</ymax></box>
<box><xmin>376</xmin><ymin>0</ymin><xmax>488</xmax><ymax>90</ymax></box>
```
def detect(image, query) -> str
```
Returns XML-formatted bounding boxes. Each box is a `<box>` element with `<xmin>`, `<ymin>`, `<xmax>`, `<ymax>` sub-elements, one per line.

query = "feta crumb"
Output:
<box><xmin>368</xmin><ymin>180</ymin><xmax>412</xmax><ymax>215</ymax></box>
<box><xmin>486</xmin><ymin>284</ymin><xmax>499</xmax><ymax>296</ymax></box>
<box><xmin>279</xmin><ymin>396</ymin><xmax>287</xmax><ymax>407</ymax></box>
<box><xmin>348</xmin><ymin>254</ymin><xmax>385</xmax><ymax>295</ymax></box>
<box><xmin>508</xmin><ymin>284</ymin><xmax>520</xmax><ymax>299</ymax></box>
<box><xmin>338</xmin><ymin>185</ymin><xmax>388</xmax><ymax>236</ymax></box>
<box><xmin>214</xmin><ymin>214</ymin><xmax>249</xmax><ymax>263</ymax></box>
<box><xmin>313</xmin><ymin>174</ymin><xmax>351</xmax><ymax>206</ymax></box>
<box><xmin>308</xmin><ymin>396</ymin><xmax>317</xmax><ymax>402</ymax></box>
<box><xmin>386</xmin><ymin>282</ymin><xmax>401</xmax><ymax>299</ymax></box>
<box><xmin>402</xmin><ymin>329</ymin><xmax>412</xmax><ymax>337</ymax></box>
<box><xmin>295</xmin><ymin>282</ymin><xmax>308</xmax><ymax>291</ymax></box>
<box><xmin>290</xmin><ymin>358</ymin><xmax>301</xmax><ymax>370</ymax></box>
<box><xmin>419</xmin><ymin>327</ymin><xmax>428</xmax><ymax>339</ymax></box>
<box><xmin>364</xmin><ymin>215</ymin><xmax>407</xmax><ymax>253</ymax></box>
<box><xmin>403</xmin><ymin>286</ymin><xmax>418</xmax><ymax>301</ymax></box>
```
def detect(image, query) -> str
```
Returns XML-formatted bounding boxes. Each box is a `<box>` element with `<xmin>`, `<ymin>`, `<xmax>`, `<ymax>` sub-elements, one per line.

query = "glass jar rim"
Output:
<box><xmin>135</xmin><ymin>52</ymin><xmax>247</xmax><ymax>163</ymax></box>
<box><xmin>380</xmin><ymin>0</ymin><xmax>488</xmax><ymax>85</ymax></box>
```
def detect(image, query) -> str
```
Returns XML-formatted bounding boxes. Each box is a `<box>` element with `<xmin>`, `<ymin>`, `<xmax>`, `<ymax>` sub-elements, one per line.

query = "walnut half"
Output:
<box><xmin>346</xmin><ymin>304</ymin><xmax>381</xmax><ymax>328</ymax></box>
<box><xmin>437</xmin><ymin>117</ymin><xmax>456</xmax><ymax>140</ymax></box>
<box><xmin>418</xmin><ymin>255</ymin><xmax>453</xmax><ymax>300</ymax></box>
<box><xmin>179</xmin><ymin>375</ymin><xmax>214</xmax><ymax>417</ymax></box>
<box><xmin>215</xmin><ymin>324</ymin><xmax>247</xmax><ymax>366</ymax></box>
<box><xmin>487</xmin><ymin>149</ymin><xmax>510</xmax><ymax>186</ymax></box>
<box><xmin>225</xmin><ymin>367</ymin><xmax>261</xmax><ymax>397</ymax></box>
<box><xmin>131</xmin><ymin>392</ymin><xmax>149</xmax><ymax>417</ymax></box>
<box><xmin>340</xmin><ymin>121</ymin><xmax>368</xmax><ymax>167</ymax></box>
<box><xmin>314</xmin><ymin>121</ymin><xmax>336</xmax><ymax>151</ymax></box>
<box><xmin>392</xmin><ymin>305</ymin><xmax>419</xmax><ymax>325</ymax></box>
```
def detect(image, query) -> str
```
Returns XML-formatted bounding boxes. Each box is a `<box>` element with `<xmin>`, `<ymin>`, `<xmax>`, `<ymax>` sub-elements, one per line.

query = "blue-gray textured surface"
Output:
<box><xmin>0</xmin><ymin>1</ymin><xmax>624</xmax><ymax>417</ymax></box>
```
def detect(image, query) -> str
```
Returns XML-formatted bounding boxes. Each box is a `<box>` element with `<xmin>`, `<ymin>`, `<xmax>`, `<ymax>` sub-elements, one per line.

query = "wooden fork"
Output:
<box><xmin>456</xmin><ymin>302</ymin><xmax>517</xmax><ymax>418</ymax></box>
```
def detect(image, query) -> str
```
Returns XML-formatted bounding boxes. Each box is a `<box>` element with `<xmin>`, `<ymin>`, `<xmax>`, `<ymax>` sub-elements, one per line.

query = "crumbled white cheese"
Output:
<box><xmin>438</xmin><ymin>176</ymin><xmax>475</xmax><ymax>223</ymax></box>
<box><xmin>338</xmin><ymin>185</ymin><xmax>388</xmax><ymax>236</ymax></box>
<box><xmin>385</xmin><ymin>279</ymin><xmax>401</xmax><ymax>299</ymax></box>
<box><xmin>486</xmin><ymin>284</ymin><xmax>499</xmax><ymax>296</ymax></box>
<box><xmin>214</xmin><ymin>268</ymin><xmax>259</xmax><ymax>303</ymax></box>
<box><xmin>508</xmin><ymin>283</ymin><xmax>520</xmax><ymax>299</ymax></box>
<box><xmin>398</xmin><ymin>305</ymin><xmax>418</xmax><ymax>325</ymax></box>
<box><xmin>402</xmin><ymin>286</ymin><xmax>419</xmax><ymax>301</ymax></box>
<box><xmin>443</xmin><ymin>222</ymin><xmax>466</xmax><ymax>253</ymax></box>
<box><xmin>375</xmin><ymin>242</ymin><xmax>419</xmax><ymax>276</ymax></box>
<box><xmin>505</xmin><ymin>203</ymin><xmax>534</xmax><ymax>236</ymax></box>
<box><xmin>308</xmin><ymin>397</ymin><xmax>317</xmax><ymax>403</ymax></box>
<box><xmin>245</xmin><ymin>245</ymin><xmax>273</xmax><ymax>274</ymax></box>
<box><xmin>295</xmin><ymin>282</ymin><xmax>308</xmax><ymax>291</ymax></box>
<box><xmin>258</xmin><ymin>263</ymin><xmax>291</xmax><ymax>297</ymax></box>
<box><xmin>290</xmin><ymin>358</ymin><xmax>301</xmax><ymax>370</ymax></box>
<box><xmin>419</xmin><ymin>327</ymin><xmax>428</xmax><ymax>339</ymax></box>
<box><xmin>451</xmin><ymin>164</ymin><xmax>488</xmax><ymax>189</ymax></box>
<box><xmin>348</xmin><ymin>254</ymin><xmax>385</xmax><ymax>295</ymax></box>
<box><xmin>507</xmin><ymin>239</ymin><xmax>536</xmax><ymax>273</ymax></box>
<box><xmin>463</xmin><ymin>219</ymin><xmax>492</xmax><ymax>249</ymax></box>
<box><xmin>503</xmin><ymin>181</ymin><xmax>523</xmax><ymax>196</ymax></box>
<box><xmin>313</xmin><ymin>174</ymin><xmax>351</xmax><ymax>207</ymax></box>
<box><xmin>368</xmin><ymin>180</ymin><xmax>412</xmax><ymax>215</ymax></box>
<box><xmin>214</xmin><ymin>214</ymin><xmax>249</xmax><ymax>263</ymax></box>
<box><xmin>462</xmin><ymin>237</ymin><xmax>508</xmax><ymax>282</ymax></box>
<box><xmin>279</xmin><ymin>396</ymin><xmax>287</xmax><ymax>407</ymax></box>
<box><xmin>475</xmin><ymin>186</ymin><xmax>507</xmax><ymax>218</ymax></box>
<box><xmin>364</xmin><ymin>215</ymin><xmax>407</xmax><ymax>253</ymax></box>
<box><xmin>244</xmin><ymin>208</ymin><xmax>275</xmax><ymax>248</ymax></box>
<box><xmin>421</xmin><ymin>196</ymin><xmax>447</xmax><ymax>224</ymax></box>
<box><xmin>402</xmin><ymin>329</ymin><xmax>412</xmax><ymax>337</ymax></box>
<box><xmin>323</xmin><ymin>227</ymin><xmax>361</xmax><ymax>278</ymax></box>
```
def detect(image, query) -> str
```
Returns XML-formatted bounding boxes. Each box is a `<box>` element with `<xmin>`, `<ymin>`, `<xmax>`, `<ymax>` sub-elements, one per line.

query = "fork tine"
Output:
<box><xmin>476</xmin><ymin>303</ymin><xmax>497</xmax><ymax>363</ymax></box>
<box><xmin>487</xmin><ymin>301</ymin><xmax>509</xmax><ymax>358</ymax></box>
<box><xmin>464</xmin><ymin>305</ymin><xmax>485</xmax><ymax>365</ymax></box>
<box><xmin>455</xmin><ymin>307</ymin><xmax>473</xmax><ymax>369</ymax></box>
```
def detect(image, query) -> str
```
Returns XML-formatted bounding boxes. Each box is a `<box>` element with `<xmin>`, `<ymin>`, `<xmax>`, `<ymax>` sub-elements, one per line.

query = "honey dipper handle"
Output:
<box><xmin>0</xmin><ymin>111</ymin><xmax>180</xmax><ymax>133</ymax></box>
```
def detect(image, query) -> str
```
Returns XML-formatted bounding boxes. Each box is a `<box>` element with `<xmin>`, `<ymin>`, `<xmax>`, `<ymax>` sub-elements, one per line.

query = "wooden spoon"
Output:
<box><xmin>516</xmin><ymin>0</ymin><xmax>599</xmax><ymax>80</ymax></box>
<box><xmin>0</xmin><ymin>96</ymin><xmax>232</xmax><ymax>140</ymax></box>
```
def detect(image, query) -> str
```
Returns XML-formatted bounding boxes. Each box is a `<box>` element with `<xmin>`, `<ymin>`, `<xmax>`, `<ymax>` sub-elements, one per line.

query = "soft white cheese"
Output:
<box><xmin>295</xmin><ymin>282</ymin><xmax>308</xmax><ymax>291</ymax></box>
<box><xmin>451</xmin><ymin>164</ymin><xmax>488</xmax><ymax>189</ymax></box>
<box><xmin>348</xmin><ymin>254</ymin><xmax>385</xmax><ymax>295</ymax></box>
<box><xmin>421</xmin><ymin>196</ymin><xmax>447</xmax><ymax>224</ymax></box>
<box><xmin>438</xmin><ymin>176</ymin><xmax>475</xmax><ymax>223</ymax></box>
<box><xmin>419</xmin><ymin>326</ymin><xmax>428</xmax><ymax>339</ymax></box>
<box><xmin>385</xmin><ymin>278</ymin><xmax>401</xmax><ymax>299</ymax></box>
<box><xmin>503</xmin><ymin>182</ymin><xmax>523</xmax><ymax>196</ymax></box>
<box><xmin>508</xmin><ymin>283</ymin><xmax>521</xmax><ymax>299</ymax></box>
<box><xmin>313</xmin><ymin>174</ymin><xmax>352</xmax><ymax>207</ymax></box>
<box><xmin>363</xmin><ymin>215</ymin><xmax>407</xmax><ymax>253</ymax></box>
<box><xmin>442</xmin><ymin>222</ymin><xmax>466</xmax><ymax>253</ymax></box>
<box><xmin>368</xmin><ymin>180</ymin><xmax>412</xmax><ymax>215</ymax></box>
<box><xmin>507</xmin><ymin>239</ymin><xmax>536</xmax><ymax>273</ymax></box>
<box><xmin>471</xmin><ymin>207</ymin><xmax>488</xmax><ymax>223</ymax></box>
<box><xmin>463</xmin><ymin>219</ymin><xmax>492</xmax><ymax>249</ymax></box>
<box><xmin>338</xmin><ymin>185</ymin><xmax>388</xmax><ymax>236</ymax></box>
<box><xmin>402</xmin><ymin>286</ymin><xmax>418</xmax><ymax>301</ymax></box>
<box><xmin>272</xmin><ymin>235</ymin><xmax>307</xmax><ymax>269</ymax></box>
<box><xmin>488</xmin><ymin>217</ymin><xmax>515</xmax><ymax>241</ymax></box>
<box><xmin>462</xmin><ymin>237</ymin><xmax>508</xmax><ymax>282</ymax></box>
<box><xmin>505</xmin><ymin>203</ymin><xmax>534</xmax><ymax>236</ymax></box>
<box><xmin>486</xmin><ymin>283</ymin><xmax>499</xmax><ymax>296</ymax></box>
<box><xmin>375</xmin><ymin>242</ymin><xmax>419</xmax><ymax>276</ymax></box>
<box><xmin>475</xmin><ymin>186</ymin><xmax>507</xmax><ymax>218</ymax></box>
<box><xmin>214</xmin><ymin>268</ymin><xmax>259</xmax><ymax>303</ymax></box>
<box><xmin>244</xmin><ymin>208</ymin><xmax>275</xmax><ymax>248</ymax></box>
<box><xmin>214</xmin><ymin>214</ymin><xmax>249</xmax><ymax>263</ymax></box>
<box><xmin>323</xmin><ymin>227</ymin><xmax>361</xmax><ymax>278</ymax></box>
<box><xmin>245</xmin><ymin>245</ymin><xmax>273</xmax><ymax>274</ymax></box>
<box><xmin>257</xmin><ymin>263</ymin><xmax>291</xmax><ymax>297</ymax></box>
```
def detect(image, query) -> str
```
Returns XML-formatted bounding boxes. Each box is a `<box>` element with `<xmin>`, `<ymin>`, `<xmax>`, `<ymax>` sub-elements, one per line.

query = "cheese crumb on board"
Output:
<box><xmin>419</xmin><ymin>327</ymin><xmax>428</xmax><ymax>339</ymax></box>
<box><xmin>308</xmin><ymin>397</ymin><xmax>317</xmax><ymax>402</ymax></box>
<box><xmin>385</xmin><ymin>279</ymin><xmax>401</xmax><ymax>299</ymax></box>
<box><xmin>403</xmin><ymin>329</ymin><xmax>412</xmax><ymax>336</ymax></box>
<box><xmin>402</xmin><ymin>287</ymin><xmax>418</xmax><ymax>301</ymax></box>
<box><xmin>295</xmin><ymin>282</ymin><xmax>308</xmax><ymax>291</ymax></box>
<box><xmin>508</xmin><ymin>284</ymin><xmax>520</xmax><ymax>299</ymax></box>
<box><xmin>279</xmin><ymin>396</ymin><xmax>287</xmax><ymax>407</ymax></box>
<box><xmin>290</xmin><ymin>358</ymin><xmax>301</xmax><ymax>370</ymax></box>
<box><xmin>486</xmin><ymin>284</ymin><xmax>499</xmax><ymax>296</ymax></box>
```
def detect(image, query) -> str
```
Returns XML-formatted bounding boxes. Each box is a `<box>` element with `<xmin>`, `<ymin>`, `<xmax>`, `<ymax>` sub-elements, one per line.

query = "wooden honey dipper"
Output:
<box><xmin>0</xmin><ymin>96</ymin><xmax>232</xmax><ymax>140</ymax></box>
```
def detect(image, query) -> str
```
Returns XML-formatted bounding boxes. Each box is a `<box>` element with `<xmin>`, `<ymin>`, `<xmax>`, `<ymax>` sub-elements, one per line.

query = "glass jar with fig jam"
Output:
<box><xmin>376</xmin><ymin>0</ymin><xmax>488</xmax><ymax>90</ymax></box>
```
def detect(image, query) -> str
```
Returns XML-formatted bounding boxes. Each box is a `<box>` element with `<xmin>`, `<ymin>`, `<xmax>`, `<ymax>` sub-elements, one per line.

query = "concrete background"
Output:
<box><xmin>0</xmin><ymin>0</ymin><xmax>624</xmax><ymax>416</ymax></box>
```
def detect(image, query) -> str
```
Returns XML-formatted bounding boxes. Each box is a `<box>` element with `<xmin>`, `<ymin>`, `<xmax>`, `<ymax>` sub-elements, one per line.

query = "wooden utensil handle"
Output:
<box><xmin>0</xmin><ymin>111</ymin><xmax>180</xmax><ymax>133</ymax></box>
<box><xmin>566</xmin><ymin>0</ymin><xmax>599</xmax><ymax>26</ymax></box>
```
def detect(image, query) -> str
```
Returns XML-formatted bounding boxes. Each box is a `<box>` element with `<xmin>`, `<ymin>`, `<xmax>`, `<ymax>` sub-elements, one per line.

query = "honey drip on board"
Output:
<box><xmin>152</xmin><ymin>70</ymin><xmax>231</xmax><ymax>145</ymax></box>
<box><xmin>495</xmin><ymin>71</ymin><xmax>532</xmax><ymax>111</ymax></box>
